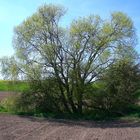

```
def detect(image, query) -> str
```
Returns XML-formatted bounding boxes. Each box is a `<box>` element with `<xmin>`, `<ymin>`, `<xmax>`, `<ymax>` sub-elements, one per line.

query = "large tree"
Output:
<box><xmin>1</xmin><ymin>4</ymin><xmax>137</xmax><ymax>113</ymax></box>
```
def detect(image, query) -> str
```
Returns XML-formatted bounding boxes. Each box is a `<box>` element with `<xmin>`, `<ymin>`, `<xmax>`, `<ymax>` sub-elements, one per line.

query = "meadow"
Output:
<box><xmin>0</xmin><ymin>80</ymin><xmax>29</xmax><ymax>92</ymax></box>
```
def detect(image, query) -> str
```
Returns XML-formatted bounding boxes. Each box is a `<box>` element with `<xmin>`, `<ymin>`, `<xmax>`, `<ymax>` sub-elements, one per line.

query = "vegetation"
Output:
<box><xmin>88</xmin><ymin>60</ymin><xmax>140</xmax><ymax>113</ymax></box>
<box><xmin>0</xmin><ymin>4</ymin><xmax>140</xmax><ymax>120</ymax></box>
<box><xmin>0</xmin><ymin>80</ymin><xmax>29</xmax><ymax>92</ymax></box>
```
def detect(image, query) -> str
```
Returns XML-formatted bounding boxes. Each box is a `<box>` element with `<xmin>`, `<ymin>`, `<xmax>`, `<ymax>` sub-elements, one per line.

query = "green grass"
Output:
<box><xmin>0</xmin><ymin>80</ymin><xmax>29</xmax><ymax>92</ymax></box>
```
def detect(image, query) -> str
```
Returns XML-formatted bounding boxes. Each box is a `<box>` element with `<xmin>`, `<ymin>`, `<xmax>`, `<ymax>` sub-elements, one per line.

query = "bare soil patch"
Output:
<box><xmin>0</xmin><ymin>114</ymin><xmax>140</xmax><ymax>140</ymax></box>
<box><xmin>0</xmin><ymin>92</ymin><xmax>15</xmax><ymax>101</ymax></box>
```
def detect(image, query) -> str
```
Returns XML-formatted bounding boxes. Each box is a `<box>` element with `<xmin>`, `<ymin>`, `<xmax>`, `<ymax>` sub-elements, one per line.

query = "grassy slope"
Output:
<box><xmin>0</xmin><ymin>80</ymin><xmax>29</xmax><ymax>92</ymax></box>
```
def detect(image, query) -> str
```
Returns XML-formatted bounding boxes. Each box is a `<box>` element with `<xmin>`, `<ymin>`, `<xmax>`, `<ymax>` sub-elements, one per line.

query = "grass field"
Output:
<box><xmin>0</xmin><ymin>80</ymin><xmax>29</xmax><ymax>92</ymax></box>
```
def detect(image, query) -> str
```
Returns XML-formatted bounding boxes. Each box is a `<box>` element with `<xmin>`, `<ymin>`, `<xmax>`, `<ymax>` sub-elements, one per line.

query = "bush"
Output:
<box><xmin>91</xmin><ymin>60</ymin><xmax>140</xmax><ymax>114</ymax></box>
<box><xmin>0</xmin><ymin>95</ymin><xmax>18</xmax><ymax>113</ymax></box>
<box><xmin>13</xmin><ymin>78</ymin><xmax>64</xmax><ymax>114</ymax></box>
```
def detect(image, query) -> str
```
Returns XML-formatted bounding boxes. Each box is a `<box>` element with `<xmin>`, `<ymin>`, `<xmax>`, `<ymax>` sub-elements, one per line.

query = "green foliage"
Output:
<box><xmin>13</xmin><ymin>78</ymin><xmax>64</xmax><ymax>114</ymax></box>
<box><xmin>0</xmin><ymin>80</ymin><xmax>29</xmax><ymax>92</ymax></box>
<box><xmin>0</xmin><ymin>4</ymin><xmax>139</xmax><ymax>119</ymax></box>
<box><xmin>0</xmin><ymin>57</ymin><xmax>19</xmax><ymax>80</ymax></box>
<box><xmin>0</xmin><ymin>105</ymin><xmax>7</xmax><ymax>112</ymax></box>
<box><xmin>91</xmin><ymin>60</ymin><xmax>140</xmax><ymax>113</ymax></box>
<box><xmin>0</xmin><ymin>95</ymin><xmax>18</xmax><ymax>113</ymax></box>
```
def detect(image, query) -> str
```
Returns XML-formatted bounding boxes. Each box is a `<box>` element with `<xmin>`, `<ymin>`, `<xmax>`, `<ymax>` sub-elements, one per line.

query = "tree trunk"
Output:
<box><xmin>68</xmin><ymin>94</ymin><xmax>77</xmax><ymax>113</ymax></box>
<box><xmin>59</xmin><ymin>86</ymin><xmax>71</xmax><ymax>113</ymax></box>
<box><xmin>77</xmin><ymin>93</ymin><xmax>83</xmax><ymax>114</ymax></box>
<box><xmin>65</xmin><ymin>86</ymin><xmax>77</xmax><ymax>113</ymax></box>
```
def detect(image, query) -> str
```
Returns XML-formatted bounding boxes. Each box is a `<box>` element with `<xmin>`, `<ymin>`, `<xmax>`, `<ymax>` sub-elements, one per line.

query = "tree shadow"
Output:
<box><xmin>18</xmin><ymin>115</ymin><xmax>140</xmax><ymax>129</ymax></box>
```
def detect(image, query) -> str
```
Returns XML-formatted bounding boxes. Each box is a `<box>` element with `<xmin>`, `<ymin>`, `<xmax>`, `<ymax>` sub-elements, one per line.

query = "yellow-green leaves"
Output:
<box><xmin>102</xmin><ymin>22</ymin><xmax>114</xmax><ymax>35</ymax></box>
<box><xmin>0</xmin><ymin>57</ymin><xmax>19</xmax><ymax>80</ymax></box>
<box><xmin>70</xmin><ymin>15</ymin><xmax>101</xmax><ymax>36</ymax></box>
<box><xmin>111</xmin><ymin>12</ymin><xmax>133</xmax><ymax>28</ymax></box>
<box><xmin>11</xmin><ymin>4</ymin><xmax>137</xmax><ymax>88</ymax></box>
<box><xmin>111</xmin><ymin>12</ymin><xmax>134</xmax><ymax>37</ymax></box>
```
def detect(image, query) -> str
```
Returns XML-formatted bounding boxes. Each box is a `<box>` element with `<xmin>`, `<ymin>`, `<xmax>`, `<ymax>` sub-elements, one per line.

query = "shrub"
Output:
<box><xmin>0</xmin><ymin>94</ymin><xmax>18</xmax><ymax>113</ymax></box>
<box><xmin>14</xmin><ymin>78</ymin><xmax>64</xmax><ymax>114</ymax></box>
<box><xmin>91</xmin><ymin>60</ymin><xmax>140</xmax><ymax>114</ymax></box>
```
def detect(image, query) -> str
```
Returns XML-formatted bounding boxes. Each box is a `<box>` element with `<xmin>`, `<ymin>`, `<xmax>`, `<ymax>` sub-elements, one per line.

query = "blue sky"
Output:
<box><xmin>0</xmin><ymin>0</ymin><xmax>140</xmax><ymax>58</ymax></box>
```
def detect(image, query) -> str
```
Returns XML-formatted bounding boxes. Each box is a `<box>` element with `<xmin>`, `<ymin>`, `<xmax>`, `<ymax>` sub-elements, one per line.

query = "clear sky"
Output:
<box><xmin>0</xmin><ymin>0</ymin><xmax>140</xmax><ymax>58</ymax></box>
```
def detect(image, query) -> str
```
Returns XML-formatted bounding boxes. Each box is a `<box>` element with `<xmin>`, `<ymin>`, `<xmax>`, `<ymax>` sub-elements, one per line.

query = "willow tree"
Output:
<box><xmin>2</xmin><ymin>4</ymin><xmax>136</xmax><ymax>113</ymax></box>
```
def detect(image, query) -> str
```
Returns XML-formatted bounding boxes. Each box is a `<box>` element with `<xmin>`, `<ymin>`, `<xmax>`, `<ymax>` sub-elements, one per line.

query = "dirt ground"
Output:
<box><xmin>0</xmin><ymin>92</ymin><xmax>15</xmax><ymax>101</ymax></box>
<box><xmin>0</xmin><ymin>114</ymin><xmax>140</xmax><ymax>140</ymax></box>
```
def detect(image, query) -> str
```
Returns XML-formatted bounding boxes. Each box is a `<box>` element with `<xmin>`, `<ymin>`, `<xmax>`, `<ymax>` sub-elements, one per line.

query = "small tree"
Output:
<box><xmin>0</xmin><ymin>57</ymin><xmax>19</xmax><ymax>80</ymax></box>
